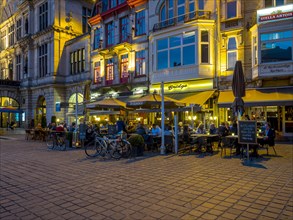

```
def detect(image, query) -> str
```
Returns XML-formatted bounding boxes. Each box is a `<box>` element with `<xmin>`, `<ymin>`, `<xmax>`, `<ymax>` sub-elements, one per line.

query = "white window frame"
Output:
<box><xmin>227</xmin><ymin>37</ymin><xmax>237</xmax><ymax>70</ymax></box>
<box><xmin>225</xmin><ymin>0</ymin><xmax>241</xmax><ymax>20</ymax></box>
<box><xmin>200</xmin><ymin>30</ymin><xmax>209</xmax><ymax>64</ymax></box>
<box><xmin>38</xmin><ymin>44</ymin><xmax>48</xmax><ymax>77</ymax></box>
<box><xmin>39</xmin><ymin>2</ymin><xmax>48</xmax><ymax>31</ymax></box>
<box><xmin>264</xmin><ymin>0</ymin><xmax>285</xmax><ymax>8</ymax></box>
<box><xmin>16</xmin><ymin>19</ymin><xmax>22</xmax><ymax>40</ymax></box>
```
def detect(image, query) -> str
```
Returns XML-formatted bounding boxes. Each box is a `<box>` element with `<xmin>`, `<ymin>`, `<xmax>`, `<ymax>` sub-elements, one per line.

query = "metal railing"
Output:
<box><xmin>0</xmin><ymin>79</ymin><xmax>20</xmax><ymax>87</ymax></box>
<box><xmin>153</xmin><ymin>10</ymin><xmax>211</xmax><ymax>32</ymax></box>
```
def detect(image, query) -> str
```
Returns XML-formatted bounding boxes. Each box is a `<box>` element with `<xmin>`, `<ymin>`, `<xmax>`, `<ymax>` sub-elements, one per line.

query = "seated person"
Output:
<box><xmin>164</xmin><ymin>125</ymin><xmax>174</xmax><ymax>136</ymax></box>
<box><xmin>35</xmin><ymin>123</ymin><xmax>42</xmax><ymax>130</ymax></box>
<box><xmin>196</xmin><ymin>123</ymin><xmax>206</xmax><ymax>134</ymax></box>
<box><xmin>151</xmin><ymin>124</ymin><xmax>161</xmax><ymax>136</ymax></box>
<box><xmin>218</xmin><ymin>122</ymin><xmax>229</xmax><ymax>137</ymax></box>
<box><xmin>136</xmin><ymin>124</ymin><xmax>146</xmax><ymax>136</ymax></box>
<box><xmin>259</xmin><ymin>122</ymin><xmax>275</xmax><ymax>147</ymax></box>
<box><xmin>230</xmin><ymin>121</ymin><xmax>238</xmax><ymax>135</ymax></box>
<box><xmin>209</xmin><ymin>123</ymin><xmax>218</xmax><ymax>135</ymax></box>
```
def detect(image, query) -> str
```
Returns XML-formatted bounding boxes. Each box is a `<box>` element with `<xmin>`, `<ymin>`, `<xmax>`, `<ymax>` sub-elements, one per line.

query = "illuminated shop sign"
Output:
<box><xmin>150</xmin><ymin>79</ymin><xmax>213</xmax><ymax>94</ymax></box>
<box><xmin>257</xmin><ymin>4</ymin><xmax>293</xmax><ymax>24</ymax></box>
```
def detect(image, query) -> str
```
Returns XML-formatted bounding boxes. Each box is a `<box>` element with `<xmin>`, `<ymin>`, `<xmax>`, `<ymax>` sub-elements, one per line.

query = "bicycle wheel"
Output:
<box><xmin>46</xmin><ymin>134</ymin><xmax>54</xmax><ymax>149</ymax></box>
<box><xmin>122</xmin><ymin>140</ymin><xmax>132</xmax><ymax>158</ymax></box>
<box><xmin>95</xmin><ymin>139</ymin><xmax>107</xmax><ymax>157</ymax></box>
<box><xmin>110</xmin><ymin>141</ymin><xmax>122</xmax><ymax>160</ymax></box>
<box><xmin>85</xmin><ymin>140</ymin><xmax>98</xmax><ymax>157</ymax></box>
<box><xmin>56</xmin><ymin>136</ymin><xmax>66</xmax><ymax>151</ymax></box>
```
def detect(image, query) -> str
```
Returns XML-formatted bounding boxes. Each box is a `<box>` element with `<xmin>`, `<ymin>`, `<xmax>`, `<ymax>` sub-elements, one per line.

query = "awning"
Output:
<box><xmin>0</xmin><ymin>108</ymin><xmax>24</xmax><ymax>113</ymax></box>
<box><xmin>166</xmin><ymin>90</ymin><xmax>215</xmax><ymax>106</ymax></box>
<box><xmin>89</xmin><ymin>110</ymin><xmax>120</xmax><ymax>115</ymax></box>
<box><xmin>218</xmin><ymin>87</ymin><xmax>293</xmax><ymax>107</ymax></box>
<box><xmin>133</xmin><ymin>106</ymin><xmax>201</xmax><ymax>113</ymax></box>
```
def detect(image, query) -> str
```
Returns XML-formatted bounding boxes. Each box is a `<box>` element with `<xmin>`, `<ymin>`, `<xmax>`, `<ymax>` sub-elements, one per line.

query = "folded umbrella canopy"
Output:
<box><xmin>231</xmin><ymin>60</ymin><xmax>246</xmax><ymax>118</ymax></box>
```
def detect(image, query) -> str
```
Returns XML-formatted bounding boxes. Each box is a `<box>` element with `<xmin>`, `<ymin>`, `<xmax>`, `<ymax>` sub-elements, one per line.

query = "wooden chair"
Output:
<box><xmin>220</xmin><ymin>137</ymin><xmax>234</xmax><ymax>157</ymax></box>
<box><xmin>25</xmin><ymin>129</ymin><xmax>34</xmax><ymax>141</ymax></box>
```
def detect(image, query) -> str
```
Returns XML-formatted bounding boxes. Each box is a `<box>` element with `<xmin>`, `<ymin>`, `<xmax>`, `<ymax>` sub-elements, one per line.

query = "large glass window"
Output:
<box><xmin>157</xmin><ymin>31</ymin><xmax>196</xmax><ymax>70</ymax></box>
<box><xmin>120</xmin><ymin>16</ymin><xmax>130</xmax><ymax>43</ymax></box>
<box><xmin>227</xmin><ymin>37</ymin><xmax>237</xmax><ymax>69</ymax></box>
<box><xmin>227</xmin><ymin>1</ymin><xmax>237</xmax><ymax>19</ymax></box>
<box><xmin>39</xmin><ymin>2</ymin><xmax>48</xmax><ymax>31</ymax></box>
<box><xmin>38</xmin><ymin>44</ymin><xmax>48</xmax><ymax>77</ymax></box>
<box><xmin>135</xmin><ymin>10</ymin><xmax>145</xmax><ymax>36</ymax></box>
<box><xmin>135</xmin><ymin>50</ymin><xmax>146</xmax><ymax>76</ymax></box>
<box><xmin>106</xmin><ymin>21</ymin><xmax>114</xmax><ymax>47</ymax></box>
<box><xmin>94</xmin><ymin>28</ymin><xmax>101</xmax><ymax>50</ymax></box>
<box><xmin>261</xmin><ymin>30</ymin><xmax>292</xmax><ymax>63</ymax></box>
<box><xmin>201</xmin><ymin>31</ymin><xmax>209</xmax><ymax>63</ymax></box>
<box><xmin>82</xmin><ymin>7</ymin><xmax>91</xmax><ymax>33</ymax></box>
<box><xmin>159</xmin><ymin>0</ymin><xmax>203</xmax><ymax>23</ymax></box>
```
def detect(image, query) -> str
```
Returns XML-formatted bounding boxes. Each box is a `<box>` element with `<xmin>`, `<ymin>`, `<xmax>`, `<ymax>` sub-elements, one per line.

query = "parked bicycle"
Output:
<box><xmin>46</xmin><ymin>131</ymin><xmax>66</xmax><ymax>151</ymax></box>
<box><xmin>84</xmin><ymin>131</ymin><xmax>132</xmax><ymax>160</ymax></box>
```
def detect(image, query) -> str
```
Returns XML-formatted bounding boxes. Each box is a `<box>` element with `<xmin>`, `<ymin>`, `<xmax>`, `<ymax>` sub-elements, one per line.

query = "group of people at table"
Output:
<box><xmin>121</xmin><ymin>119</ymin><xmax>276</xmax><ymax>155</ymax></box>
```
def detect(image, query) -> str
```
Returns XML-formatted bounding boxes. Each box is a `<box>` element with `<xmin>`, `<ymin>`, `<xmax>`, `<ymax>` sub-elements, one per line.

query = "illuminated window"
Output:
<box><xmin>8</xmin><ymin>25</ymin><xmax>15</xmax><ymax>46</ymax></box>
<box><xmin>38</xmin><ymin>44</ymin><xmax>48</xmax><ymax>77</ymax></box>
<box><xmin>16</xmin><ymin>55</ymin><xmax>21</xmax><ymax>81</ymax></box>
<box><xmin>253</xmin><ymin>36</ymin><xmax>258</xmax><ymax>66</ymax></box>
<box><xmin>135</xmin><ymin>50</ymin><xmax>146</xmax><ymax>76</ymax></box>
<box><xmin>106</xmin><ymin>21</ymin><xmax>114</xmax><ymax>47</ymax></box>
<box><xmin>39</xmin><ymin>2</ymin><xmax>48</xmax><ymax>31</ymax></box>
<box><xmin>135</xmin><ymin>10</ymin><xmax>145</xmax><ymax>36</ymax></box>
<box><xmin>120</xmin><ymin>54</ymin><xmax>129</xmax><ymax>82</ymax></box>
<box><xmin>157</xmin><ymin>31</ymin><xmax>196</xmax><ymax>70</ymax></box>
<box><xmin>70</xmin><ymin>48</ymin><xmax>85</xmax><ymax>74</ymax></box>
<box><xmin>106</xmin><ymin>58</ymin><xmax>114</xmax><ymax>82</ymax></box>
<box><xmin>94</xmin><ymin>61</ymin><xmax>101</xmax><ymax>84</ymax></box>
<box><xmin>201</xmin><ymin>30</ymin><xmax>209</xmax><ymax>63</ymax></box>
<box><xmin>16</xmin><ymin>19</ymin><xmax>22</xmax><ymax>41</ymax></box>
<box><xmin>82</xmin><ymin>7</ymin><xmax>91</xmax><ymax>33</ymax></box>
<box><xmin>120</xmin><ymin>16</ymin><xmax>130</xmax><ymax>43</ymax></box>
<box><xmin>227</xmin><ymin>37</ymin><xmax>237</xmax><ymax>69</ymax></box>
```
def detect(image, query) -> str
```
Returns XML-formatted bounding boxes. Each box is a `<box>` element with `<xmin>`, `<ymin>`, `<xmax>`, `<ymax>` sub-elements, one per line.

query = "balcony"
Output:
<box><xmin>153</xmin><ymin>10</ymin><xmax>211</xmax><ymax>32</ymax></box>
<box><xmin>120</xmin><ymin>76</ymin><xmax>129</xmax><ymax>84</ymax></box>
<box><xmin>105</xmin><ymin>79</ymin><xmax>114</xmax><ymax>86</ymax></box>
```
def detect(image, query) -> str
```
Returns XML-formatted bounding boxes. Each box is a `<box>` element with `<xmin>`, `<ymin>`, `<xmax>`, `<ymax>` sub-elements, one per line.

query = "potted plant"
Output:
<box><xmin>128</xmin><ymin>134</ymin><xmax>144</xmax><ymax>157</ymax></box>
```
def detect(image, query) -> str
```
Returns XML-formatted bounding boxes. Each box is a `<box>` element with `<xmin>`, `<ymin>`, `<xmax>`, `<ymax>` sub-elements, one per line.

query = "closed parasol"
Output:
<box><xmin>231</xmin><ymin>60</ymin><xmax>246</xmax><ymax>119</ymax></box>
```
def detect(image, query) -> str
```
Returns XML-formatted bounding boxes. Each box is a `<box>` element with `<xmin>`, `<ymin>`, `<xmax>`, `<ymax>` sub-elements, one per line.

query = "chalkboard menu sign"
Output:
<box><xmin>108</xmin><ymin>125</ymin><xmax>117</xmax><ymax>135</ymax></box>
<box><xmin>238</xmin><ymin>120</ymin><xmax>257</xmax><ymax>144</ymax></box>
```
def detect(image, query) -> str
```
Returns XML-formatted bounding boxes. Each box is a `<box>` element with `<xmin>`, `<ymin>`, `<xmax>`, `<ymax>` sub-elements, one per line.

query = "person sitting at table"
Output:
<box><xmin>230</xmin><ymin>120</ymin><xmax>238</xmax><ymax>135</ymax></box>
<box><xmin>35</xmin><ymin>123</ymin><xmax>42</xmax><ymax>130</ymax></box>
<box><xmin>209</xmin><ymin>123</ymin><xmax>218</xmax><ymax>135</ymax></box>
<box><xmin>196</xmin><ymin>123</ymin><xmax>206</xmax><ymax>134</ymax></box>
<box><xmin>151</xmin><ymin>124</ymin><xmax>161</xmax><ymax>136</ymax></box>
<box><xmin>218</xmin><ymin>122</ymin><xmax>229</xmax><ymax>137</ymax></box>
<box><xmin>259</xmin><ymin>122</ymin><xmax>275</xmax><ymax>147</ymax></box>
<box><xmin>136</xmin><ymin>123</ymin><xmax>146</xmax><ymax>136</ymax></box>
<box><xmin>164</xmin><ymin>124</ymin><xmax>174</xmax><ymax>136</ymax></box>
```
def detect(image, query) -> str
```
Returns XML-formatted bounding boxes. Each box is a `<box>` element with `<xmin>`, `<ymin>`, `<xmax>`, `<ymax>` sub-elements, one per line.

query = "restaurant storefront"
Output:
<box><xmin>218</xmin><ymin>87</ymin><xmax>293</xmax><ymax>136</ymax></box>
<box><xmin>149</xmin><ymin>79</ymin><xmax>217</xmax><ymax>128</ymax></box>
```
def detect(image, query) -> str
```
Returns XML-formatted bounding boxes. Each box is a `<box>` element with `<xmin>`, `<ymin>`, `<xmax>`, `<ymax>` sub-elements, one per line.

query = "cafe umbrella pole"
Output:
<box><xmin>160</xmin><ymin>81</ymin><xmax>165</xmax><ymax>155</ymax></box>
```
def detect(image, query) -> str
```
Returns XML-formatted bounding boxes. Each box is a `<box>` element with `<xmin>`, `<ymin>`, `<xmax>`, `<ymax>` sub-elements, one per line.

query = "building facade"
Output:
<box><xmin>0</xmin><ymin>0</ymin><xmax>93</xmax><ymax>128</ymax></box>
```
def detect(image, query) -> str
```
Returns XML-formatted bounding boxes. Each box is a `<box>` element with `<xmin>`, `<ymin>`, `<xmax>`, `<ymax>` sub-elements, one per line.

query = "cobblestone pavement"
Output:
<box><xmin>0</xmin><ymin>134</ymin><xmax>292</xmax><ymax>220</ymax></box>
